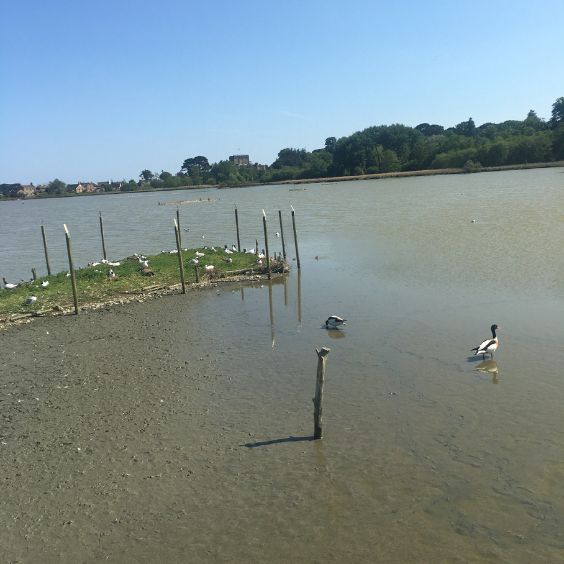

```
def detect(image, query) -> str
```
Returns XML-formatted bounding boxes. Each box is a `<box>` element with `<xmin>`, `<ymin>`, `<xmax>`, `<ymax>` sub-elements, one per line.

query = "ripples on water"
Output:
<box><xmin>2</xmin><ymin>168</ymin><xmax>564</xmax><ymax>561</ymax></box>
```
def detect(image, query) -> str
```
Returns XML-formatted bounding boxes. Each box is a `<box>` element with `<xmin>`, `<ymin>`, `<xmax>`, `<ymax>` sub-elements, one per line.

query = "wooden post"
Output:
<box><xmin>174</xmin><ymin>219</ymin><xmax>186</xmax><ymax>294</ymax></box>
<box><xmin>31</xmin><ymin>268</ymin><xmax>37</xmax><ymax>280</ymax></box>
<box><xmin>63</xmin><ymin>224</ymin><xmax>79</xmax><ymax>315</ymax></box>
<box><xmin>41</xmin><ymin>224</ymin><xmax>52</xmax><ymax>276</ymax></box>
<box><xmin>291</xmin><ymin>205</ymin><xmax>301</xmax><ymax>270</ymax></box>
<box><xmin>313</xmin><ymin>347</ymin><xmax>331</xmax><ymax>440</ymax></box>
<box><xmin>255</xmin><ymin>239</ymin><xmax>259</xmax><ymax>255</ymax></box>
<box><xmin>176</xmin><ymin>208</ymin><xmax>182</xmax><ymax>248</ymax></box>
<box><xmin>99</xmin><ymin>212</ymin><xmax>107</xmax><ymax>260</ymax></box>
<box><xmin>262</xmin><ymin>210</ymin><xmax>271</xmax><ymax>279</ymax></box>
<box><xmin>235</xmin><ymin>207</ymin><xmax>241</xmax><ymax>252</ymax></box>
<box><xmin>278</xmin><ymin>210</ymin><xmax>287</xmax><ymax>261</ymax></box>
<box><xmin>194</xmin><ymin>264</ymin><xmax>200</xmax><ymax>283</ymax></box>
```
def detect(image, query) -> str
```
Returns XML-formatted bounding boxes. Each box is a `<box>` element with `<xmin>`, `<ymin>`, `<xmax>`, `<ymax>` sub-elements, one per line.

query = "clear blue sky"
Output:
<box><xmin>2</xmin><ymin>0</ymin><xmax>563</xmax><ymax>184</ymax></box>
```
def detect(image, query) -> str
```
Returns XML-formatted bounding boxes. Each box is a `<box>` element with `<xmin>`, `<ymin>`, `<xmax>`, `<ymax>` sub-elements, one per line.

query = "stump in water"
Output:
<box><xmin>313</xmin><ymin>346</ymin><xmax>330</xmax><ymax>440</ymax></box>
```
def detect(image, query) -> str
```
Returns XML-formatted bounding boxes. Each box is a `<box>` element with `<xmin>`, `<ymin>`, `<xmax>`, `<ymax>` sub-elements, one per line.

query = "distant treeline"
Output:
<box><xmin>139</xmin><ymin>96</ymin><xmax>564</xmax><ymax>186</ymax></box>
<box><xmin>2</xmin><ymin>97</ymin><xmax>563</xmax><ymax>197</ymax></box>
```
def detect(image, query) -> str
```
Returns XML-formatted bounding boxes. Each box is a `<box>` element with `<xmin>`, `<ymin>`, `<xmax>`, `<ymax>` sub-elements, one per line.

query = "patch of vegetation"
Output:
<box><xmin>0</xmin><ymin>247</ymin><xmax>277</xmax><ymax>318</ymax></box>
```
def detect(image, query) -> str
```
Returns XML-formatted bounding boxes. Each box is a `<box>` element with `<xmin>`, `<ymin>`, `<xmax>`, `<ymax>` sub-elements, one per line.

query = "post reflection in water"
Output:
<box><xmin>268</xmin><ymin>282</ymin><xmax>275</xmax><ymax>349</ymax></box>
<box><xmin>297</xmin><ymin>270</ymin><xmax>302</xmax><ymax>326</ymax></box>
<box><xmin>283</xmin><ymin>274</ymin><xmax>288</xmax><ymax>307</ymax></box>
<box><xmin>240</xmin><ymin>286</ymin><xmax>245</xmax><ymax>302</ymax></box>
<box><xmin>475</xmin><ymin>360</ymin><xmax>499</xmax><ymax>384</ymax></box>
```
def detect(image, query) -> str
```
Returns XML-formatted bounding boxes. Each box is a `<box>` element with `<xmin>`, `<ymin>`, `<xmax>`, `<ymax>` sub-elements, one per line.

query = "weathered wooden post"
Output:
<box><xmin>176</xmin><ymin>208</ymin><xmax>182</xmax><ymax>248</ymax></box>
<box><xmin>262</xmin><ymin>209</ymin><xmax>271</xmax><ymax>279</ymax></box>
<box><xmin>63</xmin><ymin>224</ymin><xmax>79</xmax><ymax>315</ymax></box>
<box><xmin>99</xmin><ymin>212</ymin><xmax>107</xmax><ymax>261</ymax></box>
<box><xmin>255</xmin><ymin>239</ymin><xmax>259</xmax><ymax>255</ymax></box>
<box><xmin>41</xmin><ymin>224</ymin><xmax>52</xmax><ymax>276</ymax></box>
<box><xmin>313</xmin><ymin>347</ymin><xmax>331</xmax><ymax>440</ymax></box>
<box><xmin>235</xmin><ymin>207</ymin><xmax>241</xmax><ymax>252</ymax></box>
<box><xmin>194</xmin><ymin>265</ymin><xmax>200</xmax><ymax>283</ymax></box>
<box><xmin>174</xmin><ymin>219</ymin><xmax>186</xmax><ymax>294</ymax></box>
<box><xmin>31</xmin><ymin>268</ymin><xmax>37</xmax><ymax>281</ymax></box>
<box><xmin>278</xmin><ymin>210</ymin><xmax>287</xmax><ymax>261</ymax></box>
<box><xmin>291</xmin><ymin>205</ymin><xmax>301</xmax><ymax>270</ymax></box>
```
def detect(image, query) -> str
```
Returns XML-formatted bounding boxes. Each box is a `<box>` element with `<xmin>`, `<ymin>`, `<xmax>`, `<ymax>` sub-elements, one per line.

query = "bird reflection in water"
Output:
<box><xmin>475</xmin><ymin>360</ymin><xmax>499</xmax><ymax>384</ymax></box>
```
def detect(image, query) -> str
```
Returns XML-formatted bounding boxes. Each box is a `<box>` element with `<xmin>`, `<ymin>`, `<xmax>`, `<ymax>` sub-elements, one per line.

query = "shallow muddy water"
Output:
<box><xmin>1</xmin><ymin>168</ymin><xmax>564</xmax><ymax>562</ymax></box>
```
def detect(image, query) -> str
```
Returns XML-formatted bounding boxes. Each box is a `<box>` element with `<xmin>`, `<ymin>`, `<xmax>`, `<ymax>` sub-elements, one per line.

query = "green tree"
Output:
<box><xmin>46</xmin><ymin>178</ymin><xmax>66</xmax><ymax>194</ymax></box>
<box><xmin>181</xmin><ymin>156</ymin><xmax>210</xmax><ymax>174</ymax></box>
<box><xmin>551</xmin><ymin>97</ymin><xmax>564</xmax><ymax>127</ymax></box>
<box><xmin>140</xmin><ymin>169</ymin><xmax>153</xmax><ymax>182</ymax></box>
<box><xmin>455</xmin><ymin>117</ymin><xmax>476</xmax><ymax>137</ymax></box>
<box><xmin>324</xmin><ymin>137</ymin><xmax>337</xmax><ymax>153</ymax></box>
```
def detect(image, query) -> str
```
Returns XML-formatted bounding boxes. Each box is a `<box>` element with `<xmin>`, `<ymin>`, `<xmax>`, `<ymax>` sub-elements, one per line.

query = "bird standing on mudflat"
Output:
<box><xmin>472</xmin><ymin>324</ymin><xmax>500</xmax><ymax>359</ymax></box>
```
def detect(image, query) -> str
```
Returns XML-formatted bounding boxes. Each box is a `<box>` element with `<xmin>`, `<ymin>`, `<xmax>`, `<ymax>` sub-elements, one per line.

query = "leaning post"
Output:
<box><xmin>313</xmin><ymin>347</ymin><xmax>331</xmax><ymax>440</ymax></box>
<box><xmin>291</xmin><ymin>205</ymin><xmax>301</xmax><ymax>270</ymax></box>
<box><xmin>262</xmin><ymin>209</ymin><xmax>271</xmax><ymax>279</ymax></box>
<box><xmin>176</xmin><ymin>208</ymin><xmax>182</xmax><ymax>248</ymax></box>
<box><xmin>235</xmin><ymin>207</ymin><xmax>241</xmax><ymax>252</ymax></box>
<box><xmin>99</xmin><ymin>212</ymin><xmax>107</xmax><ymax>261</ymax></box>
<box><xmin>174</xmin><ymin>219</ymin><xmax>186</xmax><ymax>294</ymax></box>
<box><xmin>278</xmin><ymin>210</ymin><xmax>287</xmax><ymax>261</ymax></box>
<box><xmin>63</xmin><ymin>224</ymin><xmax>79</xmax><ymax>315</ymax></box>
<box><xmin>41</xmin><ymin>224</ymin><xmax>52</xmax><ymax>276</ymax></box>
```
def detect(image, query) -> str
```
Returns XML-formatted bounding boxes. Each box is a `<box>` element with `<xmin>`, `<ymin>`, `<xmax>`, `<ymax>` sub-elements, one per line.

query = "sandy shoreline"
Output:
<box><xmin>1</xmin><ymin>288</ymin><xmax>284</xmax><ymax>563</ymax></box>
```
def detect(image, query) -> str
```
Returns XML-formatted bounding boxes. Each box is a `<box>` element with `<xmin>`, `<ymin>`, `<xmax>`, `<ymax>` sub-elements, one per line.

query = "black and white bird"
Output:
<box><xmin>2</xmin><ymin>277</ymin><xmax>18</xmax><ymax>289</ymax></box>
<box><xmin>325</xmin><ymin>315</ymin><xmax>346</xmax><ymax>329</ymax></box>
<box><xmin>471</xmin><ymin>324</ymin><xmax>500</xmax><ymax>359</ymax></box>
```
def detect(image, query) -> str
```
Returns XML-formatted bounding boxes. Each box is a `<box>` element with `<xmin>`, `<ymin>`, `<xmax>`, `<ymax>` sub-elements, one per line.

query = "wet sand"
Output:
<box><xmin>2</xmin><ymin>288</ymin><xmax>354</xmax><ymax>563</ymax></box>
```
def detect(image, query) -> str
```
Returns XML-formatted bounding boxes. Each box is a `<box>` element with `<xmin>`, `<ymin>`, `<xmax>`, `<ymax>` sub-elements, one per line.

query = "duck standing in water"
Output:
<box><xmin>325</xmin><ymin>315</ymin><xmax>346</xmax><ymax>329</ymax></box>
<box><xmin>472</xmin><ymin>324</ymin><xmax>500</xmax><ymax>359</ymax></box>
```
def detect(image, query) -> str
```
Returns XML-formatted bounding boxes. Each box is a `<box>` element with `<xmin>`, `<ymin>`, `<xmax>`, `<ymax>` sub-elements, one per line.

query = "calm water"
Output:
<box><xmin>2</xmin><ymin>168</ymin><xmax>564</xmax><ymax>561</ymax></box>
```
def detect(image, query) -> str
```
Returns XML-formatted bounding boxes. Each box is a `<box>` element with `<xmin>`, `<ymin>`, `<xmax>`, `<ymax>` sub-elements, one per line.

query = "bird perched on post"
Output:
<box><xmin>325</xmin><ymin>316</ymin><xmax>346</xmax><ymax>329</ymax></box>
<box><xmin>471</xmin><ymin>324</ymin><xmax>500</xmax><ymax>359</ymax></box>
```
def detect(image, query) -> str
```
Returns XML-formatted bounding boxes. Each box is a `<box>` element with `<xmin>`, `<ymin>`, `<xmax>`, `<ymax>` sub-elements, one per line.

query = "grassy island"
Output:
<box><xmin>0</xmin><ymin>248</ymin><xmax>287</xmax><ymax>324</ymax></box>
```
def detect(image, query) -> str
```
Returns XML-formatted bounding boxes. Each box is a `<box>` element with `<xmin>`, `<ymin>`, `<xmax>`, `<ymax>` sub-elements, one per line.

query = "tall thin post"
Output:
<box><xmin>313</xmin><ymin>347</ymin><xmax>331</xmax><ymax>440</ymax></box>
<box><xmin>64</xmin><ymin>224</ymin><xmax>79</xmax><ymax>315</ymax></box>
<box><xmin>262</xmin><ymin>210</ymin><xmax>271</xmax><ymax>279</ymax></box>
<box><xmin>99</xmin><ymin>212</ymin><xmax>107</xmax><ymax>260</ymax></box>
<box><xmin>278</xmin><ymin>210</ymin><xmax>287</xmax><ymax>261</ymax></box>
<box><xmin>31</xmin><ymin>268</ymin><xmax>37</xmax><ymax>281</ymax></box>
<box><xmin>255</xmin><ymin>239</ymin><xmax>259</xmax><ymax>255</ymax></box>
<box><xmin>291</xmin><ymin>205</ymin><xmax>301</xmax><ymax>270</ymax></box>
<box><xmin>176</xmin><ymin>208</ymin><xmax>182</xmax><ymax>248</ymax></box>
<box><xmin>235</xmin><ymin>207</ymin><xmax>241</xmax><ymax>252</ymax></box>
<box><xmin>41</xmin><ymin>224</ymin><xmax>52</xmax><ymax>276</ymax></box>
<box><xmin>174</xmin><ymin>219</ymin><xmax>186</xmax><ymax>294</ymax></box>
<box><xmin>194</xmin><ymin>265</ymin><xmax>200</xmax><ymax>283</ymax></box>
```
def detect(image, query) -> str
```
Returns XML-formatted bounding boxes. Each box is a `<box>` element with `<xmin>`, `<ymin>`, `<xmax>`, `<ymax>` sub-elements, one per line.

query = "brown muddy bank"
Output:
<box><xmin>2</xmin><ymin>284</ymin><xmax>364</xmax><ymax>564</ymax></box>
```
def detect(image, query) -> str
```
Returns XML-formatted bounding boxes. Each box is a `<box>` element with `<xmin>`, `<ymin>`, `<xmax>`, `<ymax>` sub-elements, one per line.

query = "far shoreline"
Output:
<box><xmin>2</xmin><ymin>161</ymin><xmax>563</xmax><ymax>202</ymax></box>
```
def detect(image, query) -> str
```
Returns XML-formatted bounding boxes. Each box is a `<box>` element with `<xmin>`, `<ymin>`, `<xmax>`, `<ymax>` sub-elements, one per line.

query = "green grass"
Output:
<box><xmin>0</xmin><ymin>247</ymin><xmax>277</xmax><ymax>318</ymax></box>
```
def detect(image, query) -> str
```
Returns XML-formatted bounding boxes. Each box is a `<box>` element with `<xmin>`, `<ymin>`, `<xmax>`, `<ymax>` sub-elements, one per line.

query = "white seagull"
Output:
<box><xmin>325</xmin><ymin>315</ymin><xmax>346</xmax><ymax>329</ymax></box>
<box><xmin>40</xmin><ymin>280</ymin><xmax>49</xmax><ymax>288</ymax></box>
<box><xmin>107</xmin><ymin>269</ymin><xmax>117</xmax><ymax>280</ymax></box>
<box><xmin>471</xmin><ymin>324</ymin><xmax>500</xmax><ymax>359</ymax></box>
<box><xmin>204</xmin><ymin>265</ymin><xmax>215</xmax><ymax>272</ymax></box>
<box><xmin>25</xmin><ymin>296</ymin><xmax>37</xmax><ymax>305</ymax></box>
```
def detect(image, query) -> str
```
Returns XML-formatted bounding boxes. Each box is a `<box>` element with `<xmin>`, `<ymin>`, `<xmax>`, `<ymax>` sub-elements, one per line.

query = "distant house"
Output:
<box><xmin>17</xmin><ymin>184</ymin><xmax>37</xmax><ymax>198</ymax></box>
<box><xmin>229</xmin><ymin>154</ymin><xmax>250</xmax><ymax>166</ymax></box>
<box><xmin>0</xmin><ymin>183</ymin><xmax>22</xmax><ymax>197</ymax></box>
<box><xmin>67</xmin><ymin>182</ymin><xmax>99</xmax><ymax>193</ymax></box>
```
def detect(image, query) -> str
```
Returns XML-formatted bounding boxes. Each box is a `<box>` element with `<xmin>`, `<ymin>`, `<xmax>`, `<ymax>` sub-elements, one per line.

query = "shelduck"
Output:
<box><xmin>471</xmin><ymin>324</ymin><xmax>500</xmax><ymax>359</ymax></box>
<box><xmin>325</xmin><ymin>316</ymin><xmax>346</xmax><ymax>329</ymax></box>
